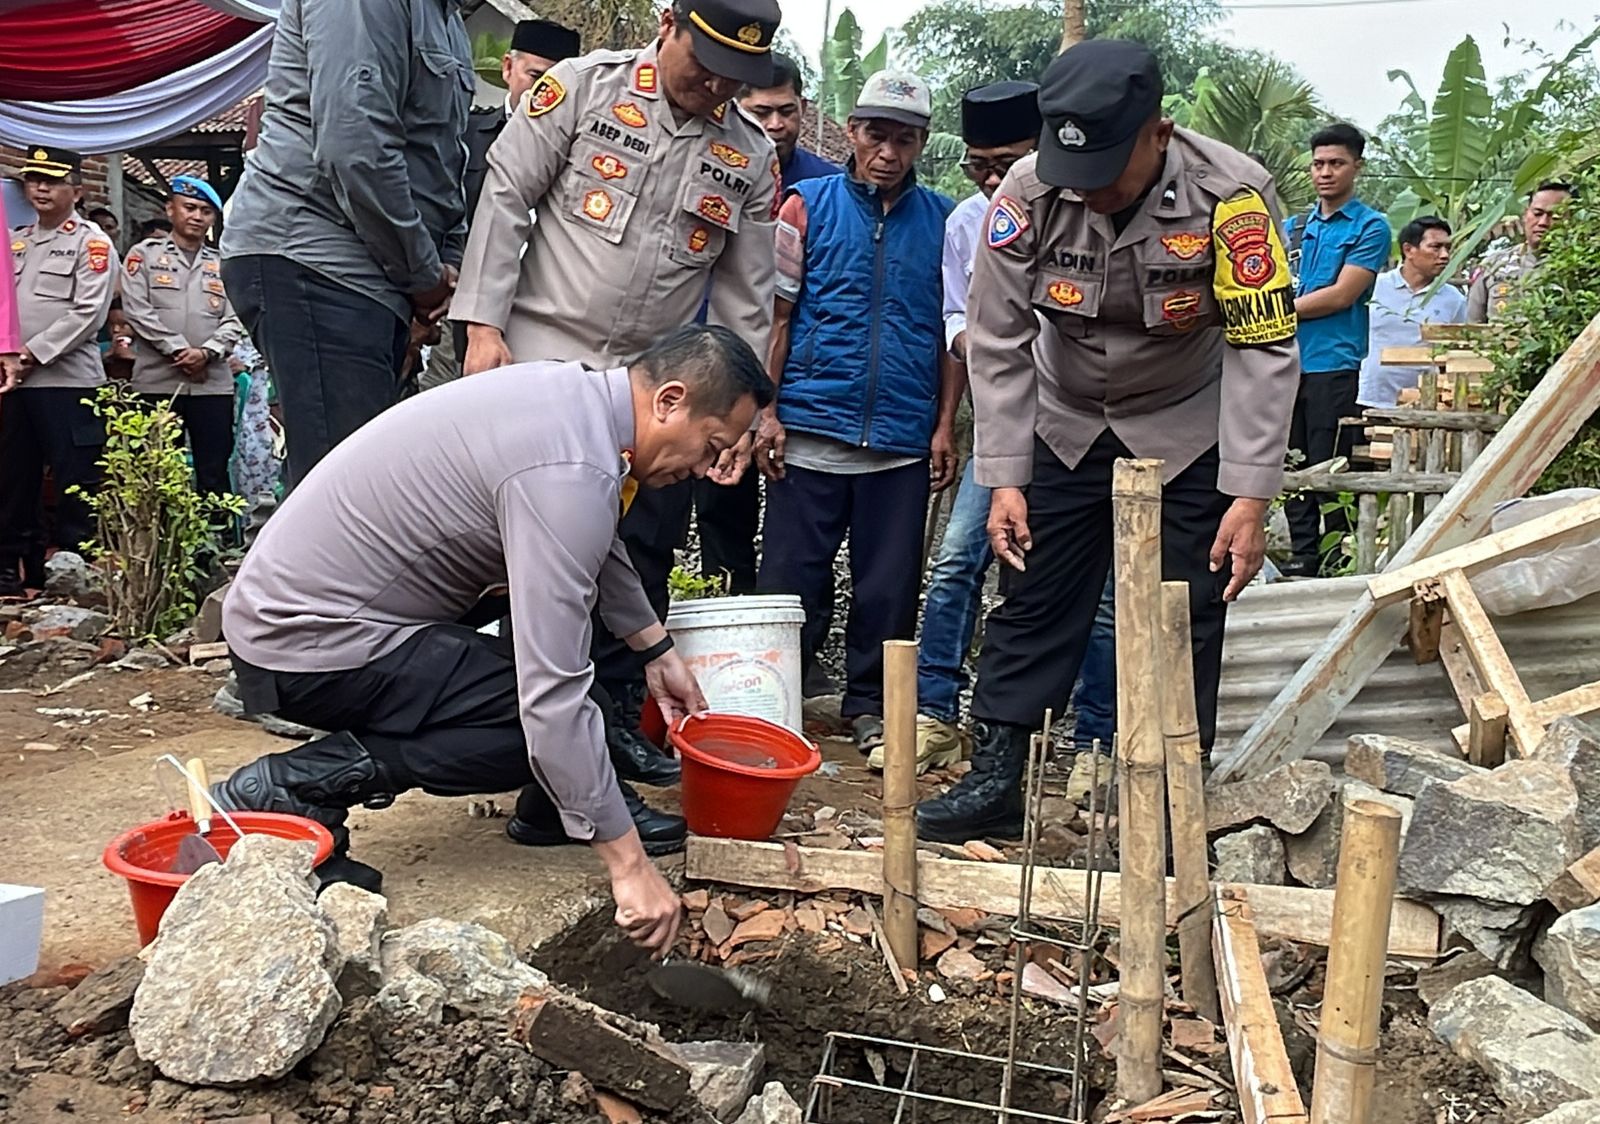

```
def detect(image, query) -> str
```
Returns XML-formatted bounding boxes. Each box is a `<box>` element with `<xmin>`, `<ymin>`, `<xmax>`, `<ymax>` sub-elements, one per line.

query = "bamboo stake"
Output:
<box><xmin>1114</xmin><ymin>458</ymin><xmax>1167</xmax><ymax>1106</ymax></box>
<box><xmin>881</xmin><ymin>638</ymin><xmax>919</xmax><ymax>974</ymax></box>
<box><xmin>1308</xmin><ymin>800</ymin><xmax>1403</xmax><ymax>1124</ymax></box>
<box><xmin>1159</xmin><ymin>581</ymin><xmax>1221</xmax><ymax>1025</ymax></box>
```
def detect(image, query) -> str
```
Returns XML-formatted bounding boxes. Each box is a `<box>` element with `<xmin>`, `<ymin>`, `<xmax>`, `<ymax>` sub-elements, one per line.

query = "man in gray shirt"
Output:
<box><xmin>214</xmin><ymin>326</ymin><xmax>773</xmax><ymax>952</ymax></box>
<box><xmin>221</xmin><ymin>0</ymin><xmax>472</xmax><ymax>487</ymax></box>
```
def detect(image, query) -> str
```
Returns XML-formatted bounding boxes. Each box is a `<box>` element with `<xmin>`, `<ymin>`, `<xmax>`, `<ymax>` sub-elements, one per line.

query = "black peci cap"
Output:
<box><xmin>680</xmin><ymin>0</ymin><xmax>781</xmax><ymax>87</ymax></box>
<box><xmin>961</xmin><ymin>80</ymin><xmax>1042</xmax><ymax>148</ymax></box>
<box><xmin>1036</xmin><ymin>39</ymin><xmax>1164</xmax><ymax>190</ymax></box>
<box><xmin>511</xmin><ymin>19</ymin><xmax>581</xmax><ymax>61</ymax></box>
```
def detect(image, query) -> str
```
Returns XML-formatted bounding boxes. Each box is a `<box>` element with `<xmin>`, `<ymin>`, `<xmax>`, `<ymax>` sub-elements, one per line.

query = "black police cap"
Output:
<box><xmin>1036</xmin><ymin>39</ymin><xmax>1164</xmax><ymax>190</ymax></box>
<box><xmin>679</xmin><ymin>0</ymin><xmax>780</xmax><ymax>88</ymax></box>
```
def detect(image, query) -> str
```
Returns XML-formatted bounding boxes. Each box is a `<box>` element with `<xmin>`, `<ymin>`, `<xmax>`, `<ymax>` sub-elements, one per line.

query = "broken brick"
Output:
<box><xmin>726</xmin><ymin>899</ymin><xmax>770</xmax><ymax>923</ymax></box>
<box><xmin>726</xmin><ymin>910</ymin><xmax>787</xmax><ymax>950</ymax></box>
<box><xmin>920</xmin><ymin>928</ymin><xmax>958</xmax><ymax>961</ymax></box>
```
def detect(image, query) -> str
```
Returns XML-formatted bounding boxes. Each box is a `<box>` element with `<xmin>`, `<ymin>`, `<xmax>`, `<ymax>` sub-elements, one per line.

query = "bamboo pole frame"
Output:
<box><xmin>1159</xmin><ymin>581</ymin><xmax>1221</xmax><ymax>1025</ymax></box>
<box><xmin>1114</xmin><ymin>458</ymin><xmax>1167</xmax><ymax>1105</ymax></box>
<box><xmin>880</xmin><ymin>639</ymin><xmax>919</xmax><ymax>975</ymax></box>
<box><xmin>1309</xmin><ymin>800</ymin><xmax>1403</xmax><ymax>1124</ymax></box>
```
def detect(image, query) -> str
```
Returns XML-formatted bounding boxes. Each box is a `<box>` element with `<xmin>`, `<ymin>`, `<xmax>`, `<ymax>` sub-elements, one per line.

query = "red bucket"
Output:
<box><xmin>670</xmin><ymin>713</ymin><xmax>820</xmax><ymax>840</ymax></box>
<box><xmin>103</xmin><ymin>812</ymin><xmax>336</xmax><ymax>945</ymax></box>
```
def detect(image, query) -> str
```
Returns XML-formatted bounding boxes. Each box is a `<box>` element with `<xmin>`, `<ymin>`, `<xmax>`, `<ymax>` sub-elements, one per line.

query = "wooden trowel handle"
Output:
<box><xmin>185</xmin><ymin>757</ymin><xmax>212</xmax><ymax>830</ymax></box>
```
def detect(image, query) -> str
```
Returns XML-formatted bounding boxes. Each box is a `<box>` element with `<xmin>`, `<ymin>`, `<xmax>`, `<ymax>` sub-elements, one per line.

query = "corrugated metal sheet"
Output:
<box><xmin>1214</xmin><ymin>577</ymin><xmax>1600</xmax><ymax>767</ymax></box>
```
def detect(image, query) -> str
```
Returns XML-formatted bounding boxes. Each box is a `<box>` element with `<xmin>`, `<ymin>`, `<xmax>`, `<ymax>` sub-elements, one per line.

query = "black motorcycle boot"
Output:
<box><xmin>915</xmin><ymin>721</ymin><xmax>1029</xmax><ymax>842</ymax></box>
<box><xmin>211</xmin><ymin>731</ymin><xmax>406</xmax><ymax>831</ymax></box>
<box><xmin>507</xmin><ymin>779</ymin><xmax>687</xmax><ymax>856</ymax></box>
<box><xmin>599</xmin><ymin>681</ymin><xmax>680</xmax><ymax>787</ymax></box>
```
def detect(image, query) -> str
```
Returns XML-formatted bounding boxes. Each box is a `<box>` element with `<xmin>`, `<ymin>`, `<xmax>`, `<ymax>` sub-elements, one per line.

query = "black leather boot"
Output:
<box><xmin>211</xmin><ymin>732</ymin><xmax>403</xmax><ymax>828</ymax></box>
<box><xmin>0</xmin><ymin>561</ymin><xmax>22</xmax><ymax>599</ymax></box>
<box><xmin>599</xmin><ymin>682</ymin><xmax>680</xmax><ymax>787</ymax></box>
<box><xmin>506</xmin><ymin>780</ymin><xmax>686</xmax><ymax>856</ymax></box>
<box><xmin>915</xmin><ymin>721</ymin><xmax>1028</xmax><ymax>842</ymax></box>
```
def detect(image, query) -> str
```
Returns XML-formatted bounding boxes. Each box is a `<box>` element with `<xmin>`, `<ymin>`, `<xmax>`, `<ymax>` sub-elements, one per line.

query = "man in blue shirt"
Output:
<box><xmin>1282</xmin><ymin>123</ymin><xmax>1390</xmax><ymax>575</ymax></box>
<box><xmin>1358</xmin><ymin>216</ymin><xmax>1467</xmax><ymax>408</ymax></box>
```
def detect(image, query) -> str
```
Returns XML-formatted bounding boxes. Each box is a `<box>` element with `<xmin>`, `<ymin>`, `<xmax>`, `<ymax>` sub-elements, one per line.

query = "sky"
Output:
<box><xmin>786</xmin><ymin>0</ymin><xmax>1600</xmax><ymax>129</ymax></box>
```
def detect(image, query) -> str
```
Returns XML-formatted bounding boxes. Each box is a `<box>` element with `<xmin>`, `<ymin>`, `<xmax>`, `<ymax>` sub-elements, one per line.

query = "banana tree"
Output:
<box><xmin>1379</xmin><ymin>30</ymin><xmax>1600</xmax><ymax>284</ymax></box>
<box><xmin>820</xmin><ymin>8</ymin><xmax>889</xmax><ymax>123</ymax></box>
<box><xmin>472</xmin><ymin>31</ymin><xmax>511</xmax><ymax>87</ymax></box>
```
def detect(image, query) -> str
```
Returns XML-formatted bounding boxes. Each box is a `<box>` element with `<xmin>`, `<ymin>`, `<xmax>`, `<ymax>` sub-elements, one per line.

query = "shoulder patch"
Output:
<box><xmin>1212</xmin><ymin>189</ymin><xmax>1296</xmax><ymax>348</ymax></box>
<box><xmin>985</xmin><ymin>195</ymin><xmax>1028</xmax><ymax>250</ymax></box>
<box><xmin>86</xmin><ymin>239</ymin><xmax>110</xmax><ymax>273</ymax></box>
<box><xmin>126</xmin><ymin>252</ymin><xmax>143</xmax><ymax>275</ymax></box>
<box><xmin>10</xmin><ymin>238</ymin><xmax>24</xmax><ymax>255</ymax></box>
<box><xmin>526</xmin><ymin>73</ymin><xmax>566</xmax><ymax>117</ymax></box>
<box><xmin>633</xmin><ymin>62</ymin><xmax>657</xmax><ymax>95</ymax></box>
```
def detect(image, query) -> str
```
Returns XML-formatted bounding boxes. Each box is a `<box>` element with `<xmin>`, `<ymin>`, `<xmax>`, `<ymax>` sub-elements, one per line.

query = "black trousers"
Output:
<box><xmin>234</xmin><ymin>624</ymin><xmax>538</xmax><ymax>801</ymax></box>
<box><xmin>222</xmin><ymin>255</ymin><xmax>409</xmax><ymax>489</ymax></box>
<box><xmin>590</xmin><ymin>479</ymin><xmax>694</xmax><ymax>690</ymax></box>
<box><xmin>757</xmin><ymin>460</ymin><xmax>930</xmax><ymax>718</ymax></box>
<box><xmin>140</xmin><ymin>394</ymin><xmax>234</xmax><ymax>499</ymax></box>
<box><xmin>971</xmin><ymin>432</ymin><xmax>1232</xmax><ymax>749</ymax></box>
<box><xmin>1285</xmin><ymin>368</ymin><xmax>1358</xmax><ymax>568</ymax></box>
<box><xmin>0</xmin><ymin>386</ymin><xmax>103</xmax><ymax>564</ymax></box>
<box><xmin>693</xmin><ymin>473</ymin><xmax>759</xmax><ymax>593</ymax></box>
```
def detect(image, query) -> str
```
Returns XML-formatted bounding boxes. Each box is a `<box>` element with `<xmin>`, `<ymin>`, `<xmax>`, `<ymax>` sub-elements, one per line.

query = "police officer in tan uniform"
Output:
<box><xmin>1</xmin><ymin>146</ymin><xmax>118</xmax><ymax>595</ymax></box>
<box><xmin>1466</xmin><ymin>181</ymin><xmax>1572</xmax><ymax>324</ymax></box>
<box><xmin>451</xmin><ymin>0</ymin><xmax>781</xmax><ymax>822</ymax></box>
<box><xmin>120</xmin><ymin>175</ymin><xmax>247</xmax><ymax>500</ymax></box>
<box><xmin>917</xmin><ymin>41</ymin><xmax>1302</xmax><ymax>842</ymax></box>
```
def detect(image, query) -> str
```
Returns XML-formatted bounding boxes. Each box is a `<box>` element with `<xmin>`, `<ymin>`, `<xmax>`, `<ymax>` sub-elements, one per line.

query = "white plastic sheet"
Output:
<box><xmin>1473</xmin><ymin>488</ymin><xmax>1600</xmax><ymax>616</ymax></box>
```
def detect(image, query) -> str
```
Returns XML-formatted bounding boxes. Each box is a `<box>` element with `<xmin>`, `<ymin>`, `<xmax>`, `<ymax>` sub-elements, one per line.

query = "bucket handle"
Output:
<box><xmin>156</xmin><ymin>753</ymin><xmax>247</xmax><ymax>838</ymax></box>
<box><xmin>671</xmin><ymin>712</ymin><xmax>818</xmax><ymax>749</ymax></box>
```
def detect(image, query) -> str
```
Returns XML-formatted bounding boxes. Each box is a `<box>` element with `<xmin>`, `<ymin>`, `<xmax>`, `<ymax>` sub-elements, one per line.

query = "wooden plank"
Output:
<box><xmin>1437</xmin><ymin>569</ymin><xmax>1543</xmax><ymax>754</ymax></box>
<box><xmin>1467</xmin><ymin>692</ymin><xmax>1508</xmax><ymax>769</ymax></box>
<box><xmin>1449</xmin><ymin>679</ymin><xmax>1600</xmax><ymax>748</ymax></box>
<box><xmin>1436</xmin><ymin>622</ymin><xmax>1486</xmax><ymax>713</ymax></box>
<box><xmin>1214</xmin><ymin>891</ymin><xmax>1310</xmax><ymax>1124</ymax></box>
<box><xmin>1279</xmin><ymin>471</ymin><xmax>1459</xmax><ymax>495</ymax></box>
<box><xmin>1355</xmin><ymin>495</ymin><xmax>1379</xmax><ymax>573</ymax></box>
<box><xmin>1360</xmin><ymin>408</ymin><xmax>1505</xmax><ymax>433</ymax></box>
<box><xmin>1208</xmin><ymin>309</ymin><xmax>1600</xmax><ymax>783</ymax></box>
<box><xmin>1406</xmin><ymin>589</ymin><xmax>1444</xmax><ymax>664</ymax></box>
<box><xmin>1377</xmin><ymin>345</ymin><xmax>1445</xmax><ymax>365</ymax></box>
<box><xmin>1547</xmin><ymin>843</ymin><xmax>1600</xmax><ymax>913</ymax></box>
<box><xmin>684</xmin><ymin>838</ymin><xmax>1443</xmax><ymax>960</ymax></box>
<box><xmin>1385</xmin><ymin>428</ymin><xmax>1414</xmax><ymax>561</ymax></box>
<box><xmin>1367</xmin><ymin>494</ymin><xmax>1600</xmax><ymax>608</ymax></box>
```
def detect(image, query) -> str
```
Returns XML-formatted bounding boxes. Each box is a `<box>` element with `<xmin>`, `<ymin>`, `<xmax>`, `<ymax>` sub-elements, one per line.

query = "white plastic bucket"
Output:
<box><xmin>665</xmin><ymin>594</ymin><xmax>806</xmax><ymax>732</ymax></box>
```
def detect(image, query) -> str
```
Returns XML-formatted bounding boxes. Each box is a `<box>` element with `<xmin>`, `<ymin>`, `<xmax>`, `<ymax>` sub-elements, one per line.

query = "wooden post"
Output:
<box><xmin>1385</xmin><ymin>427</ymin><xmax>1413</xmax><ymax>562</ymax></box>
<box><xmin>1308</xmin><ymin>801</ymin><xmax>1403</xmax><ymax>1124</ymax></box>
<box><xmin>880</xmin><ymin>639</ymin><xmax>919</xmax><ymax>974</ymax></box>
<box><xmin>1355</xmin><ymin>494</ymin><xmax>1379</xmax><ymax>573</ymax></box>
<box><xmin>1114</xmin><ymin>459</ymin><xmax>1167</xmax><ymax>1105</ymax></box>
<box><xmin>1060</xmin><ymin>0</ymin><xmax>1086</xmax><ymax>48</ymax></box>
<box><xmin>1214</xmin><ymin>891</ymin><xmax>1310</xmax><ymax>1124</ymax></box>
<box><xmin>1212</xmin><ymin>310</ymin><xmax>1600</xmax><ymax>784</ymax></box>
<box><xmin>1467</xmin><ymin>691</ymin><xmax>1509</xmax><ymax>769</ymax></box>
<box><xmin>1159</xmin><ymin>581</ymin><xmax>1221</xmax><ymax>1024</ymax></box>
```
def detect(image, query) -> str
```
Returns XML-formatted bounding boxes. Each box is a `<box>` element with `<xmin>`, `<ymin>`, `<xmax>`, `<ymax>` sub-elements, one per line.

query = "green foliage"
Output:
<box><xmin>668</xmin><ymin>566</ymin><xmax>727</xmax><ymax>602</ymax></box>
<box><xmin>821</xmin><ymin>8</ymin><xmax>890</xmax><ymax>123</ymax></box>
<box><xmin>472</xmin><ymin>31</ymin><xmax>510</xmax><ymax>87</ymax></box>
<box><xmin>71</xmin><ymin>386</ymin><xmax>244</xmax><ymax>641</ymax></box>
<box><xmin>1481</xmin><ymin>165</ymin><xmax>1600</xmax><ymax>491</ymax></box>
<box><xmin>1166</xmin><ymin>55</ymin><xmax>1324</xmax><ymax>211</ymax></box>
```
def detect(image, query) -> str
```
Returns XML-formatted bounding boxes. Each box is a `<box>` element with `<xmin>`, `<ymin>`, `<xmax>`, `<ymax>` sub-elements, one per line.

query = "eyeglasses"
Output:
<box><xmin>960</xmin><ymin>156</ymin><xmax>1021</xmax><ymax>181</ymax></box>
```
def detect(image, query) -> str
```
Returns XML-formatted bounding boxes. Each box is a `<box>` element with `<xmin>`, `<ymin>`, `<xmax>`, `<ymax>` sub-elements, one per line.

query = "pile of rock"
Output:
<box><xmin>1206</xmin><ymin>716</ymin><xmax>1600</xmax><ymax>1120</ymax></box>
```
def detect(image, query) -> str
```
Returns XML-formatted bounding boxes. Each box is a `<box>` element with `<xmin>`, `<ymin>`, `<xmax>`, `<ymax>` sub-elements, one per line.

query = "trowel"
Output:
<box><xmin>169</xmin><ymin>757</ymin><xmax>223</xmax><ymax>874</ymax></box>
<box><xmin>646</xmin><ymin>957</ymin><xmax>771</xmax><ymax>1013</ymax></box>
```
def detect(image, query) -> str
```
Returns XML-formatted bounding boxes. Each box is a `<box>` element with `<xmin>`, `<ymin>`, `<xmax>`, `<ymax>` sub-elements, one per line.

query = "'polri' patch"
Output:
<box><xmin>986</xmin><ymin>196</ymin><xmax>1028</xmax><ymax>249</ymax></box>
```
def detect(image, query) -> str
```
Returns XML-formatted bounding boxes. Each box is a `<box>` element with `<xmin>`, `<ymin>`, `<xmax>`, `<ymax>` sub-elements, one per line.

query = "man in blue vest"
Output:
<box><xmin>753</xmin><ymin>70</ymin><xmax>962</xmax><ymax>755</ymax></box>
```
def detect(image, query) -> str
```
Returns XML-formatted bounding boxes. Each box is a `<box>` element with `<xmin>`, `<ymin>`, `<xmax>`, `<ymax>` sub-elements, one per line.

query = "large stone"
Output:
<box><xmin>1205</xmin><ymin>760</ymin><xmax>1333</xmax><ymax>835</ymax></box>
<box><xmin>30</xmin><ymin>604</ymin><xmax>112</xmax><ymax>642</ymax></box>
<box><xmin>733</xmin><ymin>1082</ymin><xmax>803</xmax><ymax>1124</ymax></box>
<box><xmin>129</xmin><ymin>833</ymin><xmax>342</xmax><ymax>1084</ymax></box>
<box><xmin>1535</xmin><ymin>903</ymin><xmax>1600</xmax><ymax>1028</ymax></box>
<box><xmin>1531</xmin><ymin>717</ymin><xmax>1600</xmax><ymax>852</ymax></box>
<box><xmin>43</xmin><ymin>551</ymin><xmax>96</xmax><ymax>599</ymax></box>
<box><xmin>51</xmin><ymin>956</ymin><xmax>144</xmax><ymax>1037</ymax></box>
<box><xmin>319</xmin><ymin>883</ymin><xmax>387</xmax><ymax>999</ymax></box>
<box><xmin>666</xmin><ymin>1041</ymin><xmax>766</xmax><ymax>1121</ymax></box>
<box><xmin>1398</xmin><ymin>761</ymin><xmax>1580</xmax><ymax>904</ymax></box>
<box><xmin>1429</xmin><ymin>976</ymin><xmax>1600</xmax><ymax>1116</ymax></box>
<box><xmin>1432</xmin><ymin>896</ymin><xmax>1546</xmax><ymax>969</ymax></box>
<box><xmin>1526</xmin><ymin>1100</ymin><xmax>1600</xmax><ymax>1123</ymax></box>
<box><xmin>376</xmin><ymin>918</ymin><xmax>547</xmax><ymax>1024</ymax></box>
<box><xmin>1344</xmin><ymin>733</ymin><xmax>1485</xmax><ymax>797</ymax></box>
<box><xmin>1212</xmin><ymin>825</ymin><xmax>1286</xmax><ymax>885</ymax></box>
<box><xmin>1416</xmin><ymin>949</ymin><xmax>1507</xmax><ymax>1007</ymax></box>
<box><xmin>1285</xmin><ymin>782</ymin><xmax>1413</xmax><ymax>889</ymax></box>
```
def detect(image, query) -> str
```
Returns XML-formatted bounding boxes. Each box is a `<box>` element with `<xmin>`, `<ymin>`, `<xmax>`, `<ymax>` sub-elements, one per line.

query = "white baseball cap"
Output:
<box><xmin>852</xmin><ymin>69</ymin><xmax>933</xmax><ymax>129</ymax></box>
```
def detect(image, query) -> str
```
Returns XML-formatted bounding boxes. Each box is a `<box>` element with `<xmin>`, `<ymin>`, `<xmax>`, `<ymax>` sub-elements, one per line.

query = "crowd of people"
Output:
<box><xmin>0</xmin><ymin>0</ymin><xmax>1574</xmax><ymax>949</ymax></box>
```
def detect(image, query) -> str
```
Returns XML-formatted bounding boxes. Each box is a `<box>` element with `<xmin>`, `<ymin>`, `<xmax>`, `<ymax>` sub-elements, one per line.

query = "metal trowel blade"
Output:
<box><xmin>170</xmin><ymin>830</ymin><xmax>222</xmax><ymax>875</ymax></box>
<box><xmin>646</xmin><ymin>958</ymin><xmax>771</xmax><ymax>1012</ymax></box>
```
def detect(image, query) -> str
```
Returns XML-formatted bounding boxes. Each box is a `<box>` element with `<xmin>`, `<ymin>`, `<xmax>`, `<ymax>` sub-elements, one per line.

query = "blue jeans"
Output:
<box><xmin>915</xmin><ymin>458</ymin><xmax>993</xmax><ymax>723</ymax></box>
<box><xmin>1072</xmin><ymin>576</ymin><xmax>1116</xmax><ymax>752</ymax></box>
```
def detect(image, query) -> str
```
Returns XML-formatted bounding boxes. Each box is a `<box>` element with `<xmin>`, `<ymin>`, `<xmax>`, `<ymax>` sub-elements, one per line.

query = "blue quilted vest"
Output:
<box><xmin>779</xmin><ymin>170</ymin><xmax>953</xmax><ymax>456</ymax></box>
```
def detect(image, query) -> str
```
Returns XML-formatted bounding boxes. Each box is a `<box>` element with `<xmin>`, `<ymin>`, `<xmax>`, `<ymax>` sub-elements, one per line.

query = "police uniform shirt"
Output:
<box><xmin>967</xmin><ymin>128</ymin><xmax>1301</xmax><ymax>501</ymax></box>
<box><xmin>119</xmin><ymin>236</ymin><xmax>247</xmax><ymax>396</ymax></box>
<box><xmin>1466</xmin><ymin>244</ymin><xmax>1538</xmax><ymax>324</ymax></box>
<box><xmin>451</xmin><ymin>41</ymin><xmax>778</xmax><ymax>368</ymax></box>
<box><xmin>10</xmin><ymin>214</ymin><xmax>118</xmax><ymax>389</ymax></box>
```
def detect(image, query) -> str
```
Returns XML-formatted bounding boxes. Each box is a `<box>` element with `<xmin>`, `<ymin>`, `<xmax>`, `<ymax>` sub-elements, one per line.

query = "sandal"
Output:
<box><xmin>852</xmin><ymin>714</ymin><xmax>885</xmax><ymax>755</ymax></box>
